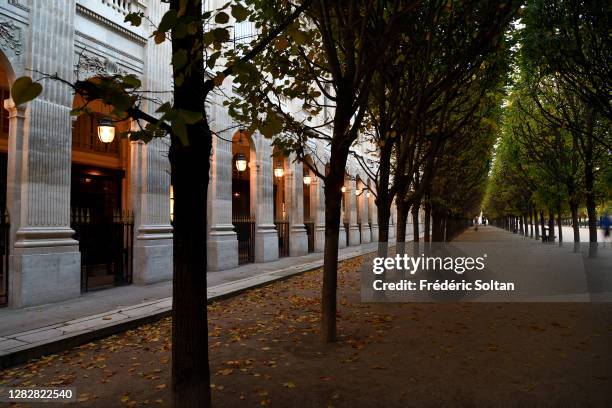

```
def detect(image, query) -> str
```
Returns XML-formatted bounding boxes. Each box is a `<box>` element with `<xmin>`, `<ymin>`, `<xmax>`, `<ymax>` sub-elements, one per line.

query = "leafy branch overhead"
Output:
<box><xmin>12</xmin><ymin>0</ymin><xmax>309</xmax><ymax>146</ymax></box>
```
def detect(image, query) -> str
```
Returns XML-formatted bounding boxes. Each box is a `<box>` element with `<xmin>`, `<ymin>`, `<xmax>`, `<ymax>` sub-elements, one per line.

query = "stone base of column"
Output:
<box><xmin>10</xmin><ymin>229</ymin><xmax>80</xmax><ymax>307</ymax></box>
<box><xmin>349</xmin><ymin>224</ymin><xmax>360</xmax><ymax>246</ymax></box>
<box><xmin>255</xmin><ymin>224</ymin><xmax>279</xmax><ymax>263</ymax></box>
<box><xmin>289</xmin><ymin>225</ymin><xmax>308</xmax><ymax>257</ymax></box>
<box><xmin>370</xmin><ymin>224</ymin><xmax>379</xmax><ymax>242</ymax></box>
<box><xmin>339</xmin><ymin>225</ymin><xmax>347</xmax><ymax>248</ymax></box>
<box><xmin>207</xmin><ymin>224</ymin><xmax>239</xmax><ymax>271</ymax></box>
<box><xmin>133</xmin><ymin>226</ymin><xmax>173</xmax><ymax>283</ymax></box>
<box><xmin>314</xmin><ymin>225</ymin><xmax>325</xmax><ymax>252</ymax></box>
<box><xmin>360</xmin><ymin>225</ymin><xmax>371</xmax><ymax>244</ymax></box>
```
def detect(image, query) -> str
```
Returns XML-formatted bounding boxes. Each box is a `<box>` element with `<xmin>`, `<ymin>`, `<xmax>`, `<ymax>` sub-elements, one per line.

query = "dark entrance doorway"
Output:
<box><xmin>71</xmin><ymin>165</ymin><xmax>133</xmax><ymax>291</ymax></box>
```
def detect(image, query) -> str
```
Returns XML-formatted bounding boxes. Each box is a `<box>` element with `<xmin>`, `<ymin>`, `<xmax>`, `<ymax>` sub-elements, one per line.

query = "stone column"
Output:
<box><xmin>359</xmin><ymin>184</ymin><xmax>371</xmax><ymax>244</ymax></box>
<box><xmin>130</xmin><ymin>138</ymin><xmax>173</xmax><ymax>283</ymax></box>
<box><xmin>286</xmin><ymin>155</ymin><xmax>307</xmax><ymax>256</ymax></box>
<box><xmin>131</xmin><ymin>1</ymin><xmax>173</xmax><ymax>283</ymax></box>
<box><xmin>254</xmin><ymin>135</ymin><xmax>278</xmax><ymax>262</ymax></box>
<box><xmin>7</xmin><ymin>0</ymin><xmax>81</xmax><ymax>307</ymax></box>
<box><xmin>368</xmin><ymin>186</ymin><xmax>379</xmax><ymax>242</ymax></box>
<box><xmin>206</xmin><ymin>94</ymin><xmax>238</xmax><ymax>271</ymax></box>
<box><xmin>312</xmin><ymin>174</ymin><xmax>325</xmax><ymax>252</ymax></box>
<box><xmin>347</xmin><ymin>179</ymin><xmax>360</xmax><ymax>246</ymax></box>
<box><xmin>339</xmin><ymin>186</ymin><xmax>347</xmax><ymax>248</ymax></box>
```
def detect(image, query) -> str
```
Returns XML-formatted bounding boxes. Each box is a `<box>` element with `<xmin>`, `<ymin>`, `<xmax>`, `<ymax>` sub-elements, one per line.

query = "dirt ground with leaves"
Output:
<box><xmin>2</xmin><ymin>255</ymin><xmax>612</xmax><ymax>407</ymax></box>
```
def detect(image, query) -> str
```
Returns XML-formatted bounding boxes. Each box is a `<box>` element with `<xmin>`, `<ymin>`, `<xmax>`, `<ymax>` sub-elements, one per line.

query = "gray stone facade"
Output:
<box><xmin>0</xmin><ymin>0</ymin><xmax>422</xmax><ymax>309</ymax></box>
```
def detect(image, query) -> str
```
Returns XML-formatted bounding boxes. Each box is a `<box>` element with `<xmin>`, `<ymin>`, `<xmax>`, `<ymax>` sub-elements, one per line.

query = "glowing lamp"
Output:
<box><xmin>235</xmin><ymin>153</ymin><xmax>247</xmax><ymax>172</ymax></box>
<box><xmin>303</xmin><ymin>170</ymin><xmax>312</xmax><ymax>185</ymax></box>
<box><xmin>97</xmin><ymin>117</ymin><xmax>116</xmax><ymax>143</ymax></box>
<box><xmin>274</xmin><ymin>163</ymin><xmax>284</xmax><ymax>178</ymax></box>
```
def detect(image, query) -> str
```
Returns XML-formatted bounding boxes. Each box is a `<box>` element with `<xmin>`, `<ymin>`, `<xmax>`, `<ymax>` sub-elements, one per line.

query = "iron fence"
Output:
<box><xmin>275</xmin><ymin>220</ymin><xmax>290</xmax><ymax>258</ymax></box>
<box><xmin>233</xmin><ymin>215</ymin><xmax>255</xmax><ymax>264</ymax></box>
<box><xmin>0</xmin><ymin>209</ymin><xmax>9</xmax><ymax>307</ymax></box>
<box><xmin>344</xmin><ymin>222</ymin><xmax>349</xmax><ymax>245</ymax></box>
<box><xmin>71</xmin><ymin>208</ymin><xmax>133</xmax><ymax>292</ymax></box>
<box><xmin>304</xmin><ymin>221</ymin><xmax>314</xmax><ymax>253</ymax></box>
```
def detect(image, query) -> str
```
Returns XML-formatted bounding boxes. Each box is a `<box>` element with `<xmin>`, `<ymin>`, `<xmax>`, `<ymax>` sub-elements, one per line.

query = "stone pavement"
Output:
<box><xmin>0</xmin><ymin>241</ymin><xmax>384</xmax><ymax>368</ymax></box>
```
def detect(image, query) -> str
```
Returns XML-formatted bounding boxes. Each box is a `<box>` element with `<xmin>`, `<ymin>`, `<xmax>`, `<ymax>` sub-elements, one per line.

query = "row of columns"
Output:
<box><xmin>206</xmin><ymin>122</ymin><xmax>384</xmax><ymax>271</ymax></box>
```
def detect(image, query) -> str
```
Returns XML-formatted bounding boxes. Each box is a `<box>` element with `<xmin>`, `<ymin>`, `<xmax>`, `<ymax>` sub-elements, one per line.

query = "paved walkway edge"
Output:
<box><xmin>0</xmin><ymin>245</ymin><xmax>381</xmax><ymax>369</ymax></box>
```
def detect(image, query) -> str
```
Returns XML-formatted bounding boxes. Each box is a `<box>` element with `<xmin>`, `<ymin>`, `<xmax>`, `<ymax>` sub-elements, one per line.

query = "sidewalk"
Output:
<box><xmin>0</xmin><ymin>241</ymin><xmax>383</xmax><ymax>368</ymax></box>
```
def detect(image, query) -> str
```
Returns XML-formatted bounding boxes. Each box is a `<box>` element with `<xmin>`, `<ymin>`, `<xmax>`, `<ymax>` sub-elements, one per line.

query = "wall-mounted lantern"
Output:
<box><xmin>97</xmin><ymin>117</ymin><xmax>116</xmax><ymax>143</ymax></box>
<box><xmin>303</xmin><ymin>170</ymin><xmax>312</xmax><ymax>185</ymax></box>
<box><xmin>235</xmin><ymin>153</ymin><xmax>247</xmax><ymax>172</ymax></box>
<box><xmin>274</xmin><ymin>163</ymin><xmax>284</xmax><ymax>178</ymax></box>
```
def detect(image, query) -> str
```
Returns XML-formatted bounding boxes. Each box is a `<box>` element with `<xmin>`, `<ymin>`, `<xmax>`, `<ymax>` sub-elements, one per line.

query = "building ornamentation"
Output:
<box><xmin>0</xmin><ymin>19</ymin><xmax>22</xmax><ymax>56</ymax></box>
<box><xmin>75</xmin><ymin>53</ymin><xmax>129</xmax><ymax>78</ymax></box>
<box><xmin>8</xmin><ymin>0</ymin><xmax>29</xmax><ymax>12</ymax></box>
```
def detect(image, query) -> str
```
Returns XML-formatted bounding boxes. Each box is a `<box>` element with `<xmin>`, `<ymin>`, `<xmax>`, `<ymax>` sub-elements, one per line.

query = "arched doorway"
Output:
<box><xmin>272</xmin><ymin>148</ymin><xmax>289</xmax><ymax>257</ymax></box>
<box><xmin>232</xmin><ymin>130</ymin><xmax>255</xmax><ymax>264</ymax></box>
<box><xmin>0</xmin><ymin>53</ymin><xmax>13</xmax><ymax>306</ymax></box>
<box><xmin>71</xmin><ymin>95</ymin><xmax>132</xmax><ymax>291</ymax></box>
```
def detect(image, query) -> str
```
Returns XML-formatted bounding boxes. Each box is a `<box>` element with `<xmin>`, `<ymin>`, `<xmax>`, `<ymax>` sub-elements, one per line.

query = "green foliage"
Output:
<box><xmin>11</xmin><ymin>77</ymin><xmax>43</xmax><ymax>106</ymax></box>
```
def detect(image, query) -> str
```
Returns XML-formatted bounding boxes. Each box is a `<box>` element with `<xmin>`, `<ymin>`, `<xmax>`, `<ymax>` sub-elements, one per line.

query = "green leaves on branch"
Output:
<box><xmin>124</xmin><ymin>12</ymin><xmax>143</xmax><ymax>27</ymax></box>
<box><xmin>11</xmin><ymin>76</ymin><xmax>43</xmax><ymax>106</ymax></box>
<box><xmin>260</xmin><ymin>112</ymin><xmax>284</xmax><ymax>138</ymax></box>
<box><xmin>231</xmin><ymin>4</ymin><xmax>249</xmax><ymax>22</ymax></box>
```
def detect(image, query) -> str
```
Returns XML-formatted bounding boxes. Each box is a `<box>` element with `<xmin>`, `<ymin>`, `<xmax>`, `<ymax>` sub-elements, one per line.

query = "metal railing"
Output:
<box><xmin>233</xmin><ymin>215</ymin><xmax>255</xmax><ymax>264</ymax></box>
<box><xmin>71</xmin><ymin>208</ymin><xmax>133</xmax><ymax>292</ymax></box>
<box><xmin>344</xmin><ymin>222</ymin><xmax>349</xmax><ymax>245</ymax></box>
<box><xmin>0</xmin><ymin>209</ymin><xmax>9</xmax><ymax>307</ymax></box>
<box><xmin>304</xmin><ymin>221</ymin><xmax>314</xmax><ymax>253</ymax></box>
<box><xmin>275</xmin><ymin>220</ymin><xmax>290</xmax><ymax>258</ymax></box>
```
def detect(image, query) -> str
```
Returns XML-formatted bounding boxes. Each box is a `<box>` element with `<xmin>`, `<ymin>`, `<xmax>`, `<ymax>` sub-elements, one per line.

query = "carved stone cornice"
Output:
<box><xmin>0</xmin><ymin>18</ymin><xmax>22</xmax><ymax>55</ymax></box>
<box><xmin>76</xmin><ymin>4</ymin><xmax>147</xmax><ymax>45</ymax></box>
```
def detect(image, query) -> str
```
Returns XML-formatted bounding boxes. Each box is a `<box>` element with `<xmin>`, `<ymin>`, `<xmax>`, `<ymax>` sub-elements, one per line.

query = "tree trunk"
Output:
<box><xmin>570</xmin><ymin>203</ymin><xmax>580</xmax><ymax>243</ymax></box>
<box><xmin>532</xmin><ymin>207</ymin><xmax>540</xmax><ymax>239</ymax></box>
<box><xmin>424</xmin><ymin>200</ymin><xmax>431</xmax><ymax>242</ymax></box>
<box><xmin>431</xmin><ymin>209</ymin><xmax>444</xmax><ymax>242</ymax></box>
<box><xmin>377</xmin><ymin>201</ymin><xmax>390</xmax><ymax>257</ymax></box>
<box><xmin>585</xmin><ymin>110</ymin><xmax>598</xmax><ymax>243</ymax></box>
<box><xmin>170</xmin><ymin>1</ymin><xmax>211</xmax><ymax>406</ymax></box>
<box><xmin>411</xmin><ymin>203</ymin><xmax>420</xmax><ymax>242</ymax></box>
<box><xmin>529</xmin><ymin>207</ymin><xmax>534</xmax><ymax>238</ymax></box>
<box><xmin>556</xmin><ymin>203</ymin><xmax>563</xmax><ymax>244</ymax></box>
<box><xmin>548</xmin><ymin>209</ymin><xmax>555</xmax><ymax>243</ymax></box>
<box><xmin>395</xmin><ymin>201</ymin><xmax>409</xmax><ymax>254</ymax></box>
<box><xmin>321</xmin><ymin>142</ymin><xmax>349</xmax><ymax>343</ymax></box>
<box><xmin>540</xmin><ymin>210</ymin><xmax>546</xmax><ymax>242</ymax></box>
<box><xmin>376</xmin><ymin>140</ymin><xmax>394</xmax><ymax>257</ymax></box>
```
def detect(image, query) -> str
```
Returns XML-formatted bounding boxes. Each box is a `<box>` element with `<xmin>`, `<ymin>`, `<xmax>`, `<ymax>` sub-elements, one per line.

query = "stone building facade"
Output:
<box><xmin>0</xmin><ymin>0</ymin><xmax>422</xmax><ymax>309</ymax></box>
